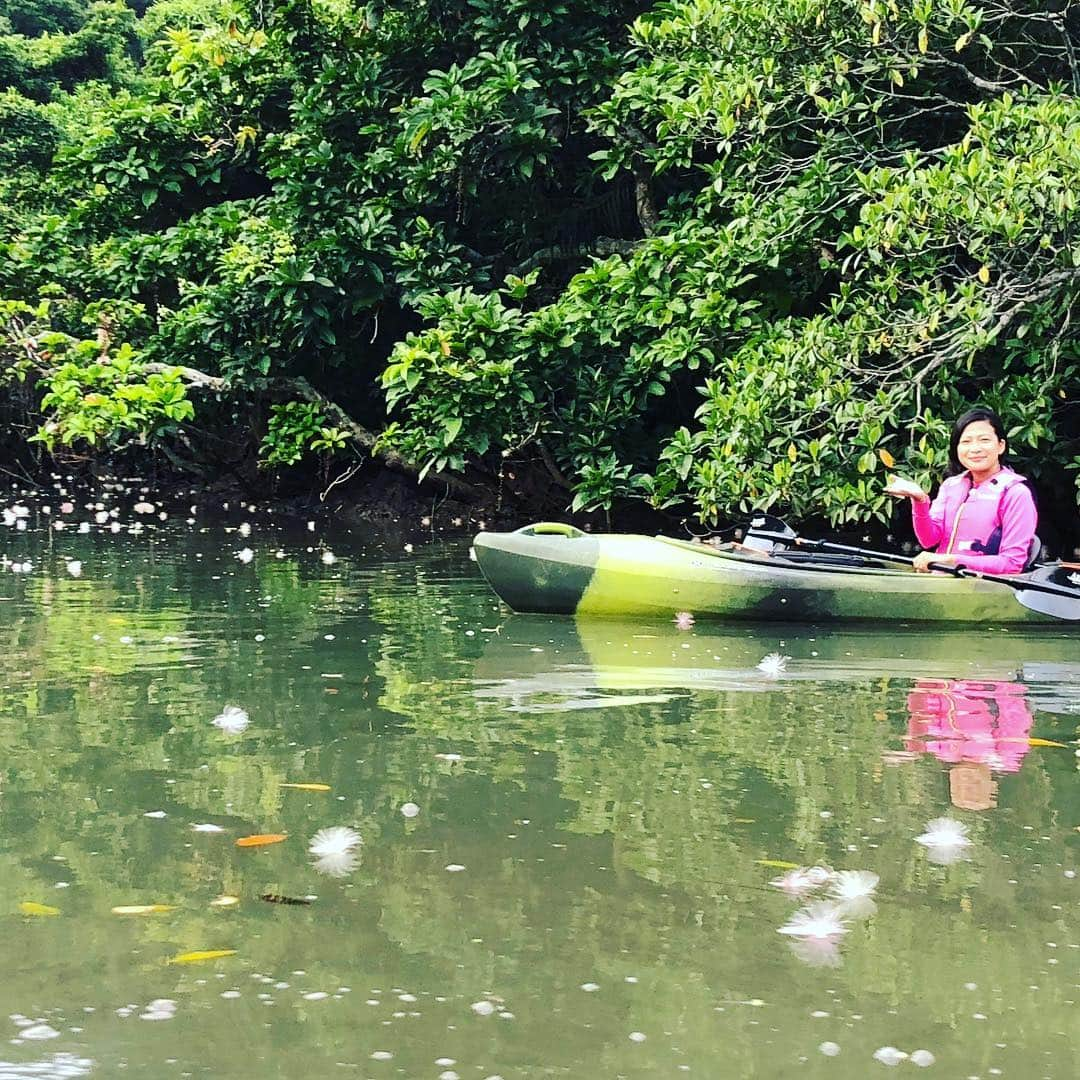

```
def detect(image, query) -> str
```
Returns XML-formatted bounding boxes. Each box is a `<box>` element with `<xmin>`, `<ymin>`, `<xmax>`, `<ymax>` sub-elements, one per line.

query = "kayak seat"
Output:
<box><xmin>1025</xmin><ymin>535</ymin><xmax>1043</xmax><ymax>571</ymax></box>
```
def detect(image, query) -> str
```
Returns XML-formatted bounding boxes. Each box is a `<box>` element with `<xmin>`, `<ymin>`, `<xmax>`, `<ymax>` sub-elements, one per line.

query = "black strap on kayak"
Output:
<box><xmin>747</xmin><ymin>514</ymin><xmax>1080</xmax><ymax>622</ymax></box>
<box><xmin>767</xmin><ymin>551</ymin><xmax>889</xmax><ymax>570</ymax></box>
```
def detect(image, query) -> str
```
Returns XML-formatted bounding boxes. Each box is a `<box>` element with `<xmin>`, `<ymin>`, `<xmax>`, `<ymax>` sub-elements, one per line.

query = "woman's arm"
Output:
<box><xmin>911</xmin><ymin>487</ymin><xmax>946</xmax><ymax>550</ymax></box>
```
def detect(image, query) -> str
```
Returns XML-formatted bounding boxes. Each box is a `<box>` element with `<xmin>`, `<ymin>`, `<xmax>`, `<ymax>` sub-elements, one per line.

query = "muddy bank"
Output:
<box><xmin>0</xmin><ymin>444</ymin><xmax>676</xmax><ymax>541</ymax></box>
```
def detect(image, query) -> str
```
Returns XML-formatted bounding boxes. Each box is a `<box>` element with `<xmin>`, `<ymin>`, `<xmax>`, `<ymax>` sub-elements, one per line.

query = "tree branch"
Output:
<box><xmin>145</xmin><ymin>365</ymin><xmax>486</xmax><ymax>502</ymax></box>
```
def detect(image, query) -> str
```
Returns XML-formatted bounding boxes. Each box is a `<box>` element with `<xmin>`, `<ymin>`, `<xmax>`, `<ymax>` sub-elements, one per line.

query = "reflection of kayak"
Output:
<box><xmin>472</xmin><ymin>615</ymin><xmax>1080</xmax><ymax>702</ymax></box>
<box><xmin>473</xmin><ymin>524</ymin><xmax>1060</xmax><ymax>624</ymax></box>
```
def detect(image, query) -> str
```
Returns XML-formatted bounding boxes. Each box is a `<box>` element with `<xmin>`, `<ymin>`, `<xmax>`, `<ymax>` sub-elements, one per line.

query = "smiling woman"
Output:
<box><xmin>885</xmin><ymin>408</ymin><xmax>1039</xmax><ymax>575</ymax></box>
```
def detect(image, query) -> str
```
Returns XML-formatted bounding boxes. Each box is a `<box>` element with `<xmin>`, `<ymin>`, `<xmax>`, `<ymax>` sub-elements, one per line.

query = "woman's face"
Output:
<box><xmin>957</xmin><ymin>420</ymin><xmax>1005</xmax><ymax>478</ymax></box>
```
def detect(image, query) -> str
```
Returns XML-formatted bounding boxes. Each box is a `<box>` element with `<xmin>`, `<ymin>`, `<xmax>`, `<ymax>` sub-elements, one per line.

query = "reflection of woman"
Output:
<box><xmin>905</xmin><ymin>678</ymin><xmax>1034</xmax><ymax>777</ymax></box>
<box><xmin>886</xmin><ymin>407</ymin><xmax>1037</xmax><ymax>574</ymax></box>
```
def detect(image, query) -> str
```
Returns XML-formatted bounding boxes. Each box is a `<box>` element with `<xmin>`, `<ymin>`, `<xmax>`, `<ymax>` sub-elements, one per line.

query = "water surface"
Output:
<box><xmin>1</xmin><ymin>501</ymin><xmax>1077</xmax><ymax>1078</ymax></box>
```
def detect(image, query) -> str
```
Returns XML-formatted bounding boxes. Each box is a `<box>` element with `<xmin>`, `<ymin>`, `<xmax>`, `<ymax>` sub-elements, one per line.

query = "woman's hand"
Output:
<box><xmin>913</xmin><ymin>551</ymin><xmax>959</xmax><ymax>573</ymax></box>
<box><xmin>884</xmin><ymin>475</ymin><xmax>929</xmax><ymax>502</ymax></box>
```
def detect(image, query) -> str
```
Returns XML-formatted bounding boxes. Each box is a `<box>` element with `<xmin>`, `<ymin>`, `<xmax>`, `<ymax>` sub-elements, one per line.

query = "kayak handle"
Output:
<box><xmin>516</xmin><ymin>522</ymin><xmax>585</xmax><ymax>538</ymax></box>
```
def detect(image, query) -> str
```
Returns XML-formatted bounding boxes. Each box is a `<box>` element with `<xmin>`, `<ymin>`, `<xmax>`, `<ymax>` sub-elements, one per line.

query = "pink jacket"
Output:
<box><xmin>911</xmin><ymin>467</ymin><xmax>1037</xmax><ymax>575</ymax></box>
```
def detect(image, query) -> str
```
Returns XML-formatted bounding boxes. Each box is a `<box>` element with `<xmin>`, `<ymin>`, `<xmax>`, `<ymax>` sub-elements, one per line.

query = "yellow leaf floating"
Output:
<box><xmin>210</xmin><ymin>895</ymin><xmax>240</xmax><ymax>908</ymax></box>
<box><xmin>878</xmin><ymin>447</ymin><xmax>896</xmax><ymax>468</ymax></box>
<box><xmin>19</xmin><ymin>901</ymin><xmax>60</xmax><ymax>917</ymax></box>
<box><xmin>280</xmin><ymin>783</ymin><xmax>331</xmax><ymax>792</ymax></box>
<box><xmin>754</xmin><ymin>859</ymin><xmax>800</xmax><ymax>870</ymax></box>
<box><xmin>112</xmin><ymin>904</ymin><xmax>177</xmax><ymax>915</ymax></box>
<box><xmin>235</xmin><ymin>833</ymin><xmax>288</xmax><ymax>847</ymax></box>
<box><xmin>167</xmin><ymin>949</ymin><xmax>237</xmax><ymax>965</ymax></box>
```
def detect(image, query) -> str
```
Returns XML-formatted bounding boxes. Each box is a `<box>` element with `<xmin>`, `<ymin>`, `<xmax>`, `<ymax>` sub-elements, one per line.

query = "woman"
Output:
<box><xmin>885</xmin><ymin>407</ymin><xmax>1038</xmax><ymax>574</ymax></box>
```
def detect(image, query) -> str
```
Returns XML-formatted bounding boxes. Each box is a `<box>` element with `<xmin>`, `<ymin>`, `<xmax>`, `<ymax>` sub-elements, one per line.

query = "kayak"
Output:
<box><xmin>472</xmin><ymin>523</ymin><xmax>1062</xmax><ymax>624</ymax></box>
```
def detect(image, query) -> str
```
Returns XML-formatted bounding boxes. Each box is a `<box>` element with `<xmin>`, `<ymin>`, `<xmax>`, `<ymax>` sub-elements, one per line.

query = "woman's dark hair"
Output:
<box><xmin>947</xmin><ymin>406</ymin><xmax>1008</xmax><ymax>475</ymax></box>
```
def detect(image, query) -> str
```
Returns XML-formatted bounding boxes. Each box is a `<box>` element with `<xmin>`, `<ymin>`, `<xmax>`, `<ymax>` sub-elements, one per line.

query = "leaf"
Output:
<box><xmin>279</xmin><ymin>783</ymin><xmax>331</xmax><ymax>791</ymax></box>
<box><xmin>19</xmin><ymin>901</ymin><xmax>60</xmax><ymax>917</ymax></box>
<box><xmin>260</xmin><ymin>893</ymin><xmax>313</xmax><ymax>905</ymax></box>
<box><xmin>977</xmin><ymin>265</ymin><xmax>991</xmax><ymax>284</ymax></box>
<box><xmin>408</xmin><ymin>121</ymin><xmax>431</xmax><ymax>156</ymax></box>
<box><xmin>918</xmin><ymin>28</ymin><xmax>928</xmax><ymax>54</ymax></box>
<box><xmin>787</xmin><ymin>443</ymin><xmax>797</xmax><ymax>463</ymax></box>
<box><xmin>235</xmin><ymin>833</ymin><xmax>288</xmax><ymax>847</ymax></box>
<box><xmin>167</xmin><ymin>949</ymin><xmax>237</xmax><ymax>965</ymax></box>
<box><xmin>955</xmin><ymin>31</ymin><xmax>972</xmax><ymax>52</ymax></box>
<box><xmin>112</xmin><ymin>904</ymin><xmax>177</xmax><ymax>915</ymax></box>
<box><xmin>210</xmin><ymin>895</ymin><xmax>240</xmax><ymax>907</ymax></box>
<box><xmin>755</xmin><ymin>859</ymin><xmax>800</xmax><ymax>869</ymax></box>
<box><xmin>1021</xmin><ymin>737</ymin><xmax>1069</xmax><ymax>748</ymax></box>
<box><xmin>878</xmin><ymin>448</ymin><xmax>895</xmax><ymax>468</ymax></box>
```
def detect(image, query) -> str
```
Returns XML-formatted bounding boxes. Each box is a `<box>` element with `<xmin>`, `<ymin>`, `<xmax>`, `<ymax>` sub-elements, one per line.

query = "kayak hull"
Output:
<box><xmin>472</xmin><ymin>525</ymin><xmax>1056</xmax><ymax>624</ymax></box>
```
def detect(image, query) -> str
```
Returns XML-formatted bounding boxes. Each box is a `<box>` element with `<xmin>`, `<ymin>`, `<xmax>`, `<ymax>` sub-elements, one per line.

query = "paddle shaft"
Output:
<box><xmin>750</xmin><ymin>528</ymin><xmax>1080</xmax><ymax>602</ymax></box>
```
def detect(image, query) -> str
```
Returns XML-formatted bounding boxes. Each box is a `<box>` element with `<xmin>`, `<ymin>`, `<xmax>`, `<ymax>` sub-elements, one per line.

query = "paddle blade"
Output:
<box><xmin>1013</xmin><ymin>586</ymin><xmax>1080</xmax><ymax>621</ymax></box>
<box><xmin>1011</xmin><ymin>563</ymin><xmax>1080</xmax><ymax>621</ymax></box>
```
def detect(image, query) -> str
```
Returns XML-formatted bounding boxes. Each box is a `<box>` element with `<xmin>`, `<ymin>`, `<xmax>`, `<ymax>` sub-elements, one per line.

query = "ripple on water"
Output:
<box><xmin>0</xmin><ymin>1054</ymin><xmax>94</xmax><ymax>1078</ymax></box>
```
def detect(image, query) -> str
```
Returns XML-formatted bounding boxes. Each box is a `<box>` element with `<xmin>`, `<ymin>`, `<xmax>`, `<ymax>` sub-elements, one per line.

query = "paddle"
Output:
<box><xmin>747</xmin><ymin>514</ymin><xmax>1080</xmax><ymax>622</ymax></box>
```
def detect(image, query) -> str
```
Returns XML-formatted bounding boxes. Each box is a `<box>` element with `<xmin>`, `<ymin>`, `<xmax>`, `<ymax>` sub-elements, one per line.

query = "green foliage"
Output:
<box><xmin>32</xmin><ymin>343</ymin><xmax>194</xmax><ymax>449</ymax></box>
<box><xmin>1</xmin><ymin>293</ymin><xmax>193</xmax><ymax>449</ymax></box>
<box><xmin>384</xmin><ymin>0</ymin><xmax>1080</xmax><ymax>526</ymax></box>
<box><xmin>0</xmin><ymin>0</ymin><xmax>136</xmax><ymax>99</ymax></box>
<box><xmin>0</xmin><ymin>90</ymin><xmax>60</xmax><ymax>171</ymax></box>
<box><xmin>1</xmin><ymin>0</ymin><xmax>1078</xmax><ymax>529</ymax></box>
<box><xmin>5</xmin><ymin>0</ymin><xmax>87</xmax><ymax>38</ymax></box>
<box><xmin>260</xmin><ymin>399</ymin><xmax>347</xmax><ymax>465</ymax></box>
<box><xmin>2</xmin><ymin>0</ymin><xmax>642</xmax><ymax>480</ymax></box>
<box><xmin>380</xmin><ymin>284</ymin><xmax>538</xmax><ymax>478</ymax></box>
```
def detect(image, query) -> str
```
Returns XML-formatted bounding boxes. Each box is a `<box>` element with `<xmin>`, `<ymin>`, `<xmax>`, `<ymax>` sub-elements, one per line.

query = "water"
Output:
<box><xmin>1</xmin><ymin>503</ymin><xmax>1078</xmax><ymax>1078</ymax></box>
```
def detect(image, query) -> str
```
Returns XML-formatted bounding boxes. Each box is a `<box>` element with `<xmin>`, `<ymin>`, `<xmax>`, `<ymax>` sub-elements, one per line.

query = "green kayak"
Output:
<box><xmin>472</xmin><ymin>522</ymin><xmax>1063</xmax><ymax>624</ymax></box>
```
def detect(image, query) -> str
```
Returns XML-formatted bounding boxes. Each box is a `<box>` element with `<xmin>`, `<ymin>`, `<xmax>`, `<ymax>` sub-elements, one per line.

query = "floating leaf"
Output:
<box><xmin>112</xmin><ymin>904</ymin><xmax>176</xmax><ymax>915</ymax></box>
<box><xmin>235</xmin><ymin>833</ymin><xmax>288</xmax><ymax>847</ymax></box>
<box><xmin>755</xmin><ymin>859</ymin><xmax>800</xmax><ymax>869</ymax></box>
<box><xmin>260</xmin><ymin>893</ymin><xmax>312</xmax><ymax>905</ymax></box>
<box><xmin>19</xmin><ymin>901</ymin><xmax>60</xmax><ymax>917</ymax></box>
<box><xmin>167</xmin><ymin>949</ymin><xmax>236</xmax><ymax>965</ymax></box>
<box><xmin>878</xmin><ymin>447</ymin><xmax>895</xmax><ymax>468</ymax></box>
<box><xmin>280</xmin><ymin>783</ymin><xmax>331</xmax><ymax>792</ymax></box>
<box><xmin>210</xmin><ymin>895</ymin><xmax>240</xmax><ymax>908</ymax></box>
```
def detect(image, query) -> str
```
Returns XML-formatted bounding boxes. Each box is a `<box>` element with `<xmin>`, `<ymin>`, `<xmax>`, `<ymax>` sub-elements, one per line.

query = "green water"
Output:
<box><xmin>1</xmin><ymin>505</ymin><xmax>1078</xmax><ymax>1078</ymax></box>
